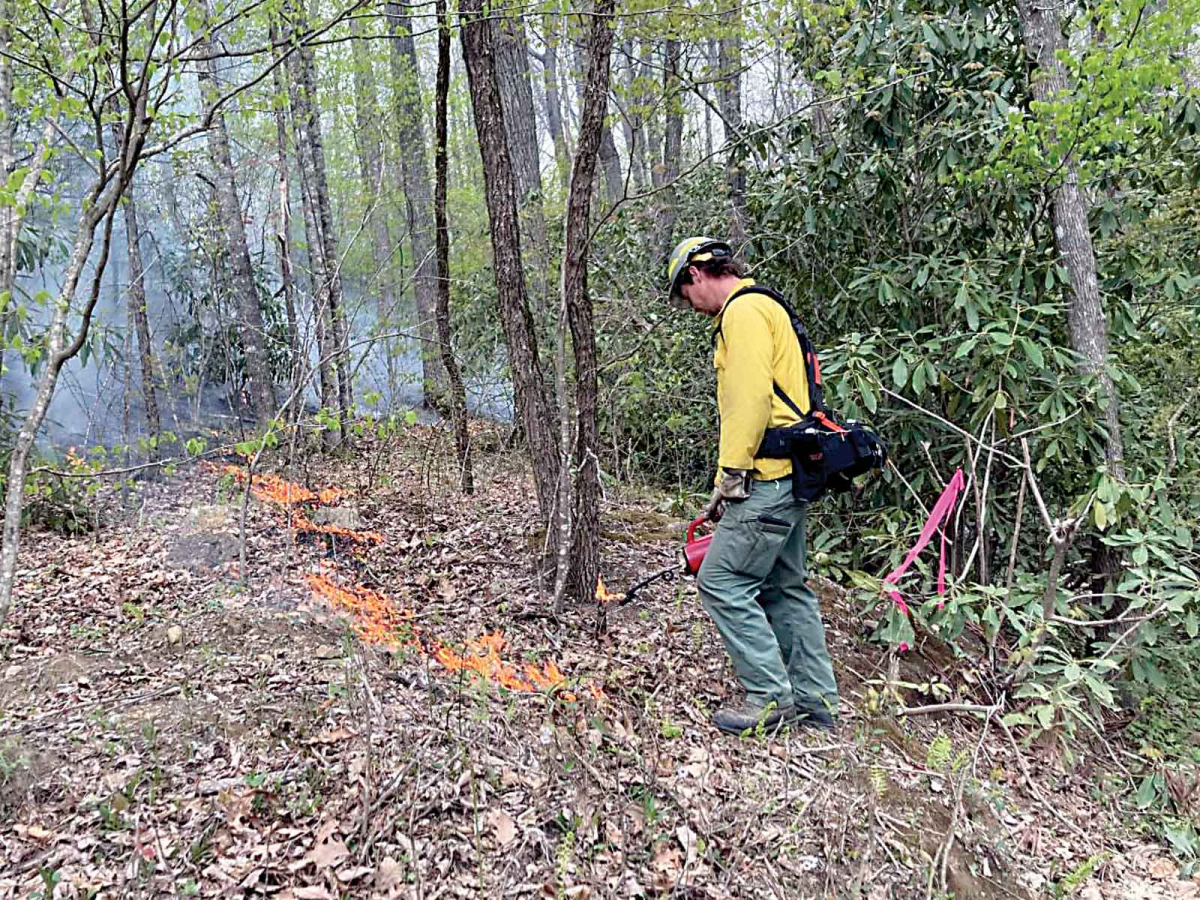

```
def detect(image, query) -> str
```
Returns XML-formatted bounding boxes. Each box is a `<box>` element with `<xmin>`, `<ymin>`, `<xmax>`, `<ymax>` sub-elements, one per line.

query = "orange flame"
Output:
<box><xmin>219</xmin><ymin>465</ymin><xmax>342</xmax><ymax>507</ymax></box>
<box><xmin>305</xmin><ymin>573</ymin><xmax>413</xmax><ymax>645</ymax></box>
<box><xmin>291</xmin><ymin>512</ymin><xmax>385</xmax><ymax>546</ymax></box>
<box><xmin>595</xmin><ymin>577</ymin><xmax>624</xmax><ymax>606</ymax></box>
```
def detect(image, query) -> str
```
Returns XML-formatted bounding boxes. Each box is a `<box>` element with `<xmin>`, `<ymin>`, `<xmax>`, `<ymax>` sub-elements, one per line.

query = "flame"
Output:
<box><xmin>219</xmin><ymin>465</ymin><xmax>332</xmax><ymax>507</ymax></box>
<box><xmin>595</xmin><ymin>577</ymin><xmax>624</xmax><ymax>606</ymax></box>
<box><xmin>302</xmin><ymin>575</ymin><xmax>578</xmax><ymax>699</ymax></box>
<box><xmin>433</xmin><ymin>632</ymin><xmax>571</xmax><ymax>696</ymax></box>
<box><xmin>291</xmin><ymin>512</ymin><xmax>385</xmax><ymax>546</ymax></box>
<box><xmin>305</xmin><ymin>573</ymin><xmax>413</xmax><ymax>645</ymax></box>
<box><xmin>213</xmin><ymin>464</ymin><xmax>599</xmax><ymax>704</ymax></box>
<box><xmin>215</xmin><ymin>465</ymin><xmax>380</xmax><ymax>544</ymax></box>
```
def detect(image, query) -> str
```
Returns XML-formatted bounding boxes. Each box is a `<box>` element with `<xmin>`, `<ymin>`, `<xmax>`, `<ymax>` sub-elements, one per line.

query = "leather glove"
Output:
<box><xmin>703</xmin><ymin>469</ymin><xmax>751</xmax><ymax>523</ymax></box>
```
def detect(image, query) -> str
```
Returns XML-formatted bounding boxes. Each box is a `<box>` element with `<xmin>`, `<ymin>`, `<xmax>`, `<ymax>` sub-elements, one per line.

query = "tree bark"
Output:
<box><xmin>718</xmin><ymin>6</ymin><xmax>748</xmax><ymax>246</ymax></box>
<box><xmin>571</xmin><ymin>34</ymin><xmax>624</xmax><ymax>207</ymax></box>
<box><xmin>1015</xmin><ymin>0</ymin><xmax>1125</xmax><ymax>479</ymax></box>
<box><xmin>0</xmin><ymin>3</ymin><xmax>13</xmax><ymax>311</ymax></box>
<box><xmin>386</xmin><ymin>2</ymin><xmax>446</xmax><ymax>409</ymax></box>
<box><xmin>493</xmin><ymin>11</ymin><xmax>551</xmax><ymax>313</ymax></box>
<box><xmin>290</xmin><ymin>102</ymin><xmax>338</xmax><ymax>427</ymax></box>
<box><xmin>351</xmin><ymin>16</ymin><xmax>400</xmax><ymax>400</ymax></box>
<box><xmin>658</xmin><ymin>37</ymin><xmax>683</xmax><ymax>248</ymax></box>
<box><xmin>434</xmin><ymin>0</ymin><xmax>473</xmax><ymax>494</ymax></box>
<box><xmin>286</xmin><ymin>5</ymin><xmax>351</xmax><ymax>425</ymax></box>
<box><xmin>269</xmin><ymin>20</ymin><xmax>304</xmax><ymax>419</ymax></box>
<box><xmin>540</xmin><ymin>13</ymin><xmax>571</xmax><ymax>191</ymax></box>
<box><xmin>197</xmin><ymin>48</ymin><xmax>276</xmax><ymax>425</ymax></box>
<box><xmin>558</xmin><ymin>0</ymin><xmax>617</xmax><ymax>607</ymax></box>
<box><xmin>620</xmin><ymin>40</ymin><xmax>645</xmax><ymax>192</ymax></box>
<box><xmin>460</xmin><ymin>0</ymin><xmax>559</xmax><ymax>519</ymax></box>
<box><xmin>0</xmin><ymin>30</ymin><xmax>54</xmax><ymax>403</ymax></box>
<box><xmin>120</xmin><ymin>188</ymin><xmax>162</xmax><ymax>453</ymax></box>
<box><xmin>494</xmin><ymin>14</ymin><xmax>544</xmax><ymax>210</ymax></box>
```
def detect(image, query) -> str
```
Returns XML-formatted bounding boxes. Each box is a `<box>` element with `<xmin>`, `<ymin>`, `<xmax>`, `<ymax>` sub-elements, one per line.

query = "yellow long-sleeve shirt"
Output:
<box><xmin>713</xmin><ymin>279</ymin><xmax>811</xmax><ymax>481</ymax></box>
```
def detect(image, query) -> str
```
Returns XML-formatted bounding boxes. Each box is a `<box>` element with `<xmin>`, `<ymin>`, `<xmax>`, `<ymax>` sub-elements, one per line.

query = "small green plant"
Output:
<box><xmin>1054</xmin><ymin>852</ymin><xmax>1109</xmax><ymax>897</ymax></box>
<box><xmin>37</xmin><ymin>866</ymin><xmax>61</xmax><ymax>899</ymax></box>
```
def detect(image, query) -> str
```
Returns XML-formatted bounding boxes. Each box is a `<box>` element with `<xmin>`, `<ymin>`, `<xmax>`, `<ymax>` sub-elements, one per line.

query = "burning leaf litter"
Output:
<box><xmin>214</xmin><ymin>464</ymin><xmax>382</xmax><ymax>544</ymax></box>
<box><xmin>219</xmin><ymin>465</ymin><xmax>344</xmax><ymax>507</ymax></box>
<box><xmin>224</xmin><ymin>465</ymin><xmax>592</xmax><ymax>700</ymax></box>
<box><xmin>594</xmin><ymin>576</ymin><xmax>625</xmax><ymax>605</ymax></box>
<box><xmin>305</xmin><ymin>569</ymin><xmax>588</xmax><ymax>701</ymax></box>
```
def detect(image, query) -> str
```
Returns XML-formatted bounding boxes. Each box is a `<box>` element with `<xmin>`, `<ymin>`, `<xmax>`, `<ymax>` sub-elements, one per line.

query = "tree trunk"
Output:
<box><xmin>540</xmin><ymin>13</ymin><xmax>571</xmax><ymax>191</ymax></box>
<box><xmin>285</xmin><ymin>44</ymin><xmax>337</xmax><ymax>427</ymax></box>
<box><xmin>0</xmin><ymin>4</ymin><xmax>13</xmax><ymax>312</ymax></box>
<box><xmin>620</xmin><ymin>40</ymin><xmax>645</xmax><ymax>192</ymax></box>
<box><xmin>387</xmin><ymin>2</ymin><xmax>446</xmax><ymax>409</ymax></box>
<box><xmin>459</xmin><ymin>0</ymin><xmax>560</xmax><ymax>519</ymax></box>
<box><xmin>494</xmin><ymin>14</ymin><xmax>544</xmax><ymax>210</ymax></box>
<box><xmin>197</xmin><ymin>49</ymin><xmax>276</xmax><ymax>425</ymax></box>
<box><xmin>286</xmin><ymin>6</ymin><xmax>351</xmax><ymax>425</ymax></box>
<box><xmin>120</xmin><ymin>187</ymin><xmax>162</xmax><ymax>452</ymax></box>
<box><xmin>636</xmin><ymin>40</ymin><xmax>655</xmax><ymax>188</ymax></box>
<box><xmin>351</xmin><ymin>16</ymin><xmax>400</xmax><ymax>401</ymax></box>
<box><xmin>718</xmin><ymin>7</ymin><xmax>748</xmax><ymax>246</ymax></box>
<box><xmin>571</xmin><ymin>35</ymin><xmax>624</xmax><ymax>207</ymax></box>
<box><xmin>0</xmin><ymin>28</ymin><xmax>52</xmax><ymax>404</ymax></box>
<box><xmin>0</xmin><ymin>155</ymin><xmax>130</xmax><ymax>626</ymax></box>
<box><xmin>435</xmin><ymin>0</ymin><xmax>473</xmax><ymax>494</ymax></box>
<box><xmin>493</xmin><ymin>12</ymin><xmax>551</xmax><ymax>313</ymax></box>
<box><xmin>269</xmin><ymin>20</ymin><xmax>304</xmax><ymax>417</ymax></box>
<box><xmin>1015</xmin><ymin>0</ymin><xmax>1124</xmax><ymax>479</ymax></box>
<box><xmin>658</xmin><ymin>38</ymin><xmax>683</xmax><ymax>248</ymax></box>
<box><xmin>646</xmin><ymin>51</ymin><xmax>663</xmax><ymax>195</ymax></box>
<box><xmin>558</xmin><ymin>0</ymin><xmax>617</xmax><ymax>607</ymax></box>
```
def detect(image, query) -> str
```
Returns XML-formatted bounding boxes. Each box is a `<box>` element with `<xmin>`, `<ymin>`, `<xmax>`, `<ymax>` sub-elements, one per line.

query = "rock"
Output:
<box><xmin>167</xmin><ymin>504</ymin><xmax>240</xmax><ymax>573</ymax></box>
<box><xmin>310</xmin><ymin>506</ymin><xmax>364</xmax><ymax>530</ymax></box>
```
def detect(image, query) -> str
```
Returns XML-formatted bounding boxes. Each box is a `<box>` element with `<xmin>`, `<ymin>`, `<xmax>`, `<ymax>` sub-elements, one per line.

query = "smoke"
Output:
<box><xmin>2</xmin><ymin>128</ymin><xmax>512</xmax><ymax>460</ymax></box>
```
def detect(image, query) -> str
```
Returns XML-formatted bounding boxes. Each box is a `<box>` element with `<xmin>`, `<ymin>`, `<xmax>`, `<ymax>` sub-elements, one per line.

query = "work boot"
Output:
<box><xmin>712</xmin><ymin>700</ymin><xmax>794</xmax><ymax>735</ymax></box>
<box><xmin>785</xmin><ymin>704</ymin><xmax>836</xmax><ymax>731</ymax></box>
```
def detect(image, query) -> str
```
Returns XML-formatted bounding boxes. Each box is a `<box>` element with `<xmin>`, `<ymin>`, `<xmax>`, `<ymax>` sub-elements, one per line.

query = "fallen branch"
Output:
<box><xmin>998</xmin><ymin>716</ymin><xmax>1092</xmax><ymax>846</ymax></box>
<box><xmin>896</xmin><ymin>702</ymin><xmax>1001</xmax><ymax>717</ymax></box>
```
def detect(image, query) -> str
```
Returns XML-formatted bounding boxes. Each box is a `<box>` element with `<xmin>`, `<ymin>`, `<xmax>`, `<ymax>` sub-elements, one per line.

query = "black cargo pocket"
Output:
<box><xmin>731</xmin><ymin>514</ymin><xmax>794</xmax><ymax>578</ymax></box>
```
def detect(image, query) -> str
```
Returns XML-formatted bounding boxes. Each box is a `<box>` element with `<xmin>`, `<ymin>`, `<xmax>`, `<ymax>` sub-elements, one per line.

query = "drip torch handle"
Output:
<box><xmin>686</xmin><ymin>515</ymin><xmax>707</xmax><ymax>543</ymax></box>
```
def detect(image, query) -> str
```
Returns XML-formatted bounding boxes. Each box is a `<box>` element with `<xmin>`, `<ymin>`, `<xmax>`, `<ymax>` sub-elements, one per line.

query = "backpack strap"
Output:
<box><xmin>723</xmin><ymin>285</ymin><xmax>828</xmax><ymax>413</ymax></box>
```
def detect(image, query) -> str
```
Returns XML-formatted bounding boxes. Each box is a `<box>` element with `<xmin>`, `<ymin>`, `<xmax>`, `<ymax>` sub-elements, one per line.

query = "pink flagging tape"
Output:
<box><xmin>881</xmin><ymin>468</ymin><xmax>965</xmax><ymax>648</ymax></box>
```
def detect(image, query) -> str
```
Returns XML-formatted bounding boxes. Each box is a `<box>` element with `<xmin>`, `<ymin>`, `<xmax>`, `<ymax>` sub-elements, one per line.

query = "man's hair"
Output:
<box><xmin>674</xmin><ymin>256</ymin><xmax>744</xmax><ymax>293</ymax></box>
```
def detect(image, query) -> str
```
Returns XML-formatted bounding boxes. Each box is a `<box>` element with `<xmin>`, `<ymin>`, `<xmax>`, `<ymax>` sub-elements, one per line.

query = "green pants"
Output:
<box><xmin>697</xmin><ymin>477</ymin><xmax>838</xmax><ymax>712</ymax></box>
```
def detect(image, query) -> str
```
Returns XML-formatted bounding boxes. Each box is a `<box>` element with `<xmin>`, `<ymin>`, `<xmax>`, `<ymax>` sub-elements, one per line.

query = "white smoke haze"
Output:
<box><xmin>3</xmin><ymin>149</ymin><xmax>513</xmax><ymax>458</ymax></box>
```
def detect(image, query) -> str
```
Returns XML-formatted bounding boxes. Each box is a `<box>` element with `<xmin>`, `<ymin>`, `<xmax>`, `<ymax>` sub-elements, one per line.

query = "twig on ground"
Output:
<box><xmin>896</xmin><ymin>702</ymin><xmax>1001</xmax><ymax>717</ymax></box>
<box><xmin>998</xmin><ymin>716</ymin><xmax>1091</xmax><ymax>845</ymax></box>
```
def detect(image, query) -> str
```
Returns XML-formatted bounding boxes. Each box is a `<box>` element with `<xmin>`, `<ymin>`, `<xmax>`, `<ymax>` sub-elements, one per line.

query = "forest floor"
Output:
<box><xmin>1</xmin><ymin>424</ymin><xmax>1197</xmax><ymax>899</ymax></box>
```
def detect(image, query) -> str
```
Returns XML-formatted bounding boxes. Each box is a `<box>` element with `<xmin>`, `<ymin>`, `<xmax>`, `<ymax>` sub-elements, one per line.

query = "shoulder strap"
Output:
<box><xmin>724</xmin><ymin>285</ymin><xmax>828</xmax><ymax>412</ymax></box>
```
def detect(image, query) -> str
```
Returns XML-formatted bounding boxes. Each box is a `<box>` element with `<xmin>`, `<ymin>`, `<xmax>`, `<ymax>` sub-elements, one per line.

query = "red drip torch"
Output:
<box><xmin>680</xmin><ymin>515</ymin><xmax>712</xmax><ymax>577</ymax></box>
<box><xmin>611</xmin><ymin>515</ymin><xmax>712</xmax><ymax>608</ymax></box>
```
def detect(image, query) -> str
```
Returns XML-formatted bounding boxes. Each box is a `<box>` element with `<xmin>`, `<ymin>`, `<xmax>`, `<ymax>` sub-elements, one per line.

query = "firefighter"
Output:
<box><xmin>667</xmin><ymin>237</ymin><xmax>839</xmax><ymax>734</ymax></box>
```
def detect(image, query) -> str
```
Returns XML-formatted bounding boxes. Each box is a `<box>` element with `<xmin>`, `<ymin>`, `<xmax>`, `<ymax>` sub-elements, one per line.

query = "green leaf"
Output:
<box><xmin>1134</xmin><ymin>774</ymin><xmax>1159</xmax><ymax>809</ymax></box>
<box><xmin>892</xmin><ymin>356</ymin><xmax>908</xmax><ymax>388</ymax></box>
<box><xmin>1019</xmin><ymin>337</ymin><xmax>1045</xmax><ymax>368</ymax></box>
<box><xmin>1132</xmin><ymin>544</ymin><xmax>1148</xmax><ymax>566</ymax></box>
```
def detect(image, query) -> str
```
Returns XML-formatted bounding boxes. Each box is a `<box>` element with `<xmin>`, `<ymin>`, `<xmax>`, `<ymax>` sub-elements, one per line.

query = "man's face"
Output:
<box><xmin>679</xmin><ymin>266</ymin><xmax>718</xmax><ymax>315</ymax></box>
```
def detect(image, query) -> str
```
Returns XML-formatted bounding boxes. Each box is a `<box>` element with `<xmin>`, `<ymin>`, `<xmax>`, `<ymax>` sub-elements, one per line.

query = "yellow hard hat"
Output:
<box><xmin>666</xmin><ymin>237</ymin><xmax>732</xmax><ymax>299</ymax></box>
